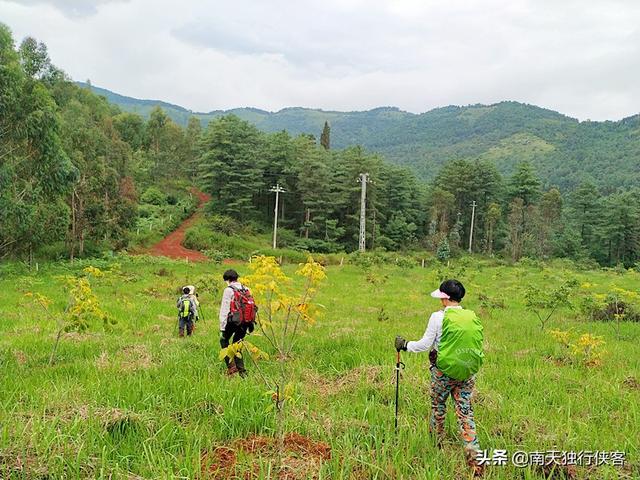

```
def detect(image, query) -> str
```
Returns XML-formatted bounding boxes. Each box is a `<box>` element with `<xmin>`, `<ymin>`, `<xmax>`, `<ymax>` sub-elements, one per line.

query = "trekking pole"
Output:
<box><xmin>394</xmin><ymin>349</ymin><xmax>405</xmax><ymax>434</ymax></box>
<box><xmin>196</xmin><ymin>294</ymin><xmax>204</xmax><ymax>322</ymax></box>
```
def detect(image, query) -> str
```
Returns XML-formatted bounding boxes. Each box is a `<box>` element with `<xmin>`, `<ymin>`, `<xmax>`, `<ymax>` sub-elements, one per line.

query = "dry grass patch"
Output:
<box><xmin>96</xmin><ymin>344</ymin><xmax>156</xmax><ymax>371</ymax></box>
<box><xmin>302</xmin><ymin>365</ymin><xmax>387</xmax><ymax>395</ymax></box>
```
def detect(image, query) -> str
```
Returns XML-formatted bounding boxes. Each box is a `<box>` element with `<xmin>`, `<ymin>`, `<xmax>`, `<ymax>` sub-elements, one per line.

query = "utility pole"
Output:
<box><xmin>270</xmin><ymin>184</ymin><xmax>285</xmax><ymax>249</ymax></box>
<box><xmin>468</xmin><ymin>200</ymin><xmax>477</xmax><ymax>253</ymax></box>
<box><xmin>358</xmin><ymin>173</ymin><xmax>370</xmax><ymax>252</ymax></box>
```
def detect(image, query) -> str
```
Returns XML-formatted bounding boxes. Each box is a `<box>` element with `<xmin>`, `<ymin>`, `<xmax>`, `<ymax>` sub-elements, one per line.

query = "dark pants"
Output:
<box><xmin>179</xmin><ymin>315</ymin><xmax>194</xmax><ymax>336</ymax></box>
<box><xmin>220</xmin><ymin>323</ymin><xmax>249</xmax><ymax>372</ymax></box>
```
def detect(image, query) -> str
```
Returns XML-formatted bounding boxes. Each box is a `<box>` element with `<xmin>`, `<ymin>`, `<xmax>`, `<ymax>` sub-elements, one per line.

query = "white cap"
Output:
<box><xmin>430</xmin><ymin>288</ymin><xmax>450</xmax><ymax>299</ymax></box>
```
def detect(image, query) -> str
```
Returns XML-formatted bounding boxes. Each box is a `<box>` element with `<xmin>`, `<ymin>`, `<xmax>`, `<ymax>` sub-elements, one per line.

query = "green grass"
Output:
<box><xmin>0</xmin><ymin>255</ymin><xmax>638</xmax><ymax>479</ymax></box>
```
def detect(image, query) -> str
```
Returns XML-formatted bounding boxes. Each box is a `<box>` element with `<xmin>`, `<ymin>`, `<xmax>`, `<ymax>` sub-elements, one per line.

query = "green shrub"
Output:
<box><xmin>436</xmin><ymin>237</ymin><xmax>451</xmax><ymax>263</ymax></box>
<box><xmin>137</xmin><ymin>204</ymin><xmax>155</xmax><ymax>218</ymax></box>
<box><xmin>290</xmin><ymin>238</ymin><xmax>343</xmax><ymax>254</ymax></box>
<box><xmin>140</xmin><ymin>187</ymin><xmax>166</xmax><ymax>206</ymax></box>
<box><xmin>517</xmin><ymin>257</ymin><xmax>544</xmax><ymax>270</ymax></box>
<box><xmin>208</xmin><ymin>215</ymin><xmax>240</xmax><ymax>235</ymax></box>
<box><xmin>273</xmin><ymin>228</ymin><xmax>298</xmax><ymax>248</ymax></box>
<box><xmin>203</xmin><ymin>249</ymin><xmax>229</xmax><ymax>264</ymax></box>
<box><xmin>394</xmin><ymin>256</ymin><xmax>417</xmax><ymax>269</ymax></box>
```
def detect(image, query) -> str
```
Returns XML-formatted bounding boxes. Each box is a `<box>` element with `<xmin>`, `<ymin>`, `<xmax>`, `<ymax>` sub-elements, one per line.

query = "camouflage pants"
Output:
<box><xmin>430</xmin><ymin>366</ymin><xmax>480</xmax><ymax>450</ymax></box>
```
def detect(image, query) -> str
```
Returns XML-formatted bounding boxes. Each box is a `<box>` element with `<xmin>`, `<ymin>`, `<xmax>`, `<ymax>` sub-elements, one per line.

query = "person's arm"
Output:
<box><xmin>219</xmin><ymin>287</ymin><xmax>233</xmax><ymax>331</ymax></box>
<box><xmin>406</xmin><ymin>311</ymin><xmax>443</xmax><ymax>353</ymax></box>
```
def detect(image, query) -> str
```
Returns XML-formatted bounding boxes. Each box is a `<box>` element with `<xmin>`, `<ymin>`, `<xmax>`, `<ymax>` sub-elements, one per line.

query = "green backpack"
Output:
<box><xmin>180</xmin><ymin>297</ymin><xmax>194</xmax><ymax>319</ymax></box>
<box><xmin>436</xmin><ymin>308</ymin><xmax>484</xmax><ymax>381</ymax></box>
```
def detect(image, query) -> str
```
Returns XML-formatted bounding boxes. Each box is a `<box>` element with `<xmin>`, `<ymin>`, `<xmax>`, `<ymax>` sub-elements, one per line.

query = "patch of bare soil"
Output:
<box><xmin>201</xmin><ymin>433</ymin><xmax>331</xmax><ymax>480</ymax></box>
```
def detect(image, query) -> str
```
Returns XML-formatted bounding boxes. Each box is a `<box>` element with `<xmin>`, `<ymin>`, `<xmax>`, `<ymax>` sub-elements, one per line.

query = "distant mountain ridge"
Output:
<box><xmin>78</xmin><ymin>82</ymin><xmax>640</xmax><ymax>191</ymax></box>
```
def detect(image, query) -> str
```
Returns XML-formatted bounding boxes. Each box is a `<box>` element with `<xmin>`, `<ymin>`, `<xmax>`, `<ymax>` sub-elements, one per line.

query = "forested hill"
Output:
<box><xmin>79</xmin><ymin>82</ymin><xmax>640</xmax><ymax>191</ymax></box>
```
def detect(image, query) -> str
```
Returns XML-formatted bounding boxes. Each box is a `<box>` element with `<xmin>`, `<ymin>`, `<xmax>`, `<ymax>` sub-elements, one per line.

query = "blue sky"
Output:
<box><xmin>2</xmin><ymin>0</ymin><xmax>639</xmax><ymax>120</ymax></box>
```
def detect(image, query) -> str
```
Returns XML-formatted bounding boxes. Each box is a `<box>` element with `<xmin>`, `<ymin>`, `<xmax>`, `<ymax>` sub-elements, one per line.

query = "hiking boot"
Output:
<box><xmin>227</xmin><ymin>364</ymin><xmax>239</xmax><ymax>376</ymax></box>
<box><xmin>464</xmin><ymin>448</ymin><xmax>485</xmax><ymax>477</ymax></box>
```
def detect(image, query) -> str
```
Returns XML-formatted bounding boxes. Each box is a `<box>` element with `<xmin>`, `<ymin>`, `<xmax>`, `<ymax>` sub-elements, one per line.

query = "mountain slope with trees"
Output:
<box><xmin>2</xmin><ymin>25</ymin><xmax>639</xmax><ymax>268</ymax></box>
<box><xmin>79</xmin><ymin>83</ymin><xmax>640</xmax><ymax>192</ymax></box>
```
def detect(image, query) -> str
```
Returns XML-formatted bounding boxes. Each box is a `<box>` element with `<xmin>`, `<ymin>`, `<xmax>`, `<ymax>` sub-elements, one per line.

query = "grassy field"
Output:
<box><xmin>0</xmin><ymin>255</ymin><xmax>638</xmax><ymax>479</ymax></box>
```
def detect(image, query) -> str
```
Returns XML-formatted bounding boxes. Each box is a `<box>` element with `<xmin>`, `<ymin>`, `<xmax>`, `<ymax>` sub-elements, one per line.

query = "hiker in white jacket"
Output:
<box><xmin>218</xmin><ymin>269</ymin><xmax>254</xmax><ymax>377</ymax></box>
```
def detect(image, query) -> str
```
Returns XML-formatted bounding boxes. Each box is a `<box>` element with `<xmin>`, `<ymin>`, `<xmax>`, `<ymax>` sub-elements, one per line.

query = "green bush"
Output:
<box><xmin>140</xmin><ymin>187</ymin><xmax>166</xmax><ymax>206</ymax></box>
<box><xmin>183</xmin><ymin>223</ymin><xmax>345</xmax><ymax>265</ymax></box>
<box><xmin>273</xmin><ymin>228</ymin><xmax>298</xmax><ymax>248</ymax></box>
<box><xmin>290</xmin><ymin>238</ymin><xmax>343</xmax><ymax>254</ymax></box>
<box><xmin>208</xmin><ymin>215</ymin><xmax>240</xmax><ymax>235</ymax></box>
<box><xmin>517</xmin><ymin>257</ymin><xmax>544</xmax><ymax>270</ymax></box>
<box><xmin>137</xmin><ymin>204</ymin><xmax>155</xmax><ymax>218</ymax></box>
<box><xmin>203</xmin><ymin>249</ymin><xmax>229</xmax><ymax>264</ymax></box>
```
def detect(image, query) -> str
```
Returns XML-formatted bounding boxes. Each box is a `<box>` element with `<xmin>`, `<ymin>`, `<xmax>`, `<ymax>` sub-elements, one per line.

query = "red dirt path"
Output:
<box><xmin>147</xmin><ymin>189</ymin><xmax>211</xmax><ymax>261</ymax></box>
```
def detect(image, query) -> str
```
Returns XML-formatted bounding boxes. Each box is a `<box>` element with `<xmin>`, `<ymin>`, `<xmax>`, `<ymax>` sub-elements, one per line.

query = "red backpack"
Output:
<box><xmin>228</xmin><ymin>285</ymin><xmax>257</xmax><ymax>326</ymax></box>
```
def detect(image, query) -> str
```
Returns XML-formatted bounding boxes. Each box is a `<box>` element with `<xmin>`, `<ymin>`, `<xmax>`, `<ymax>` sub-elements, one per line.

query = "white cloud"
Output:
<box><xmin>4</xmin><ymin>0</ymin><xmax>128</xmax><ymax>17</ymax></box>
<box><xmin>1</xmin><ymin>0</ymin><xmax>639</xmax><ymax>119</ymax></box>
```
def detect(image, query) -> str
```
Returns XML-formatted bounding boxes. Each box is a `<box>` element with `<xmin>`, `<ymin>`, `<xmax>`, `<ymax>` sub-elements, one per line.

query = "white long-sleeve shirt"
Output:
<box><xmin>406</xmin><ymin>305</ymin><xmax>462</xmax><ymax>353</ymax></box>
<box><xmin>219</xmin><ymin>281</ymin><xmax>243</xmax><ymax>331</ymax></box>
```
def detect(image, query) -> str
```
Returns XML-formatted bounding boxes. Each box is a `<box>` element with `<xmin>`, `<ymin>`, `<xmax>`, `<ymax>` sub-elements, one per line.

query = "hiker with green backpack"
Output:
<box><xmin>395</xmin><ymin>279</ymin><xmax>485</xmax><ymax>477</ymax></box>
<box><xmin>176</xmin><ymin>286</ymin><xmax>197</xmax><ymax>337</ymax></box>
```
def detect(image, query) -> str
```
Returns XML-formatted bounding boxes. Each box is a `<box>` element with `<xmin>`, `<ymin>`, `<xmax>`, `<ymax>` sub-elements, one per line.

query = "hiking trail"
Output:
<box><xmin>147</xmin><ymin>188</ymin><xmax>211</xmax><ymax>261</ymax></box>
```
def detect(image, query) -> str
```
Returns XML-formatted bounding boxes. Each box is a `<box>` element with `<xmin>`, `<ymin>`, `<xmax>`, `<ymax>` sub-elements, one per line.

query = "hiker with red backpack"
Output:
<box><xmin>395</xmin><ymin>279</ymin><xmax>485</xmax><ymax>477</ymax></box>
<box><xmin>219</xmin><ymin>269</ymin><xmax>256</xmax><ymax>377</ymax></box>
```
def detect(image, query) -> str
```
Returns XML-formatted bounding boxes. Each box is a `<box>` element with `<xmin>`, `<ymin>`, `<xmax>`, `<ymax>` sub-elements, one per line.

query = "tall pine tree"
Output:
<box><xmin>320</xmin><ymin>121</ymin><xmax>330</xmax><ymax>150</ymax></box>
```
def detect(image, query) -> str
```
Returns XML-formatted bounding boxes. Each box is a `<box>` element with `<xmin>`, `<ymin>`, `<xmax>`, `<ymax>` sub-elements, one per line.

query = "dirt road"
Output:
<box><xmin>147</xmin><ymin>189</ymin><xmax>211</xmax><ymax>261</ymax></box>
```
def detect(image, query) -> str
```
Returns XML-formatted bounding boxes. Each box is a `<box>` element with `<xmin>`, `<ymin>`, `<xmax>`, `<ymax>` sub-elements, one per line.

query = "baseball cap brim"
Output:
<box><xmin>430</xmin><ymin>289</ymin><xmax>450</xmax><ymax>299</ymax></box>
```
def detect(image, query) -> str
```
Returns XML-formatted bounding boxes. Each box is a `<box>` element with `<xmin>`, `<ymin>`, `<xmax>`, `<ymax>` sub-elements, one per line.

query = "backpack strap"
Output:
<box><xmin>228</xmin><ymin>284</ymin><xmax>247</xmax><ymax>294</ymax></box>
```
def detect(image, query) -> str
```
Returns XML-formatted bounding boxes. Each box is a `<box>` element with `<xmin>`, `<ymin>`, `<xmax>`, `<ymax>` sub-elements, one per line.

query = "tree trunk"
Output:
<box><xmin>371</xmin><ymin>209</ymin><xmax>376</xmax><ymax>250</ymax></box>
